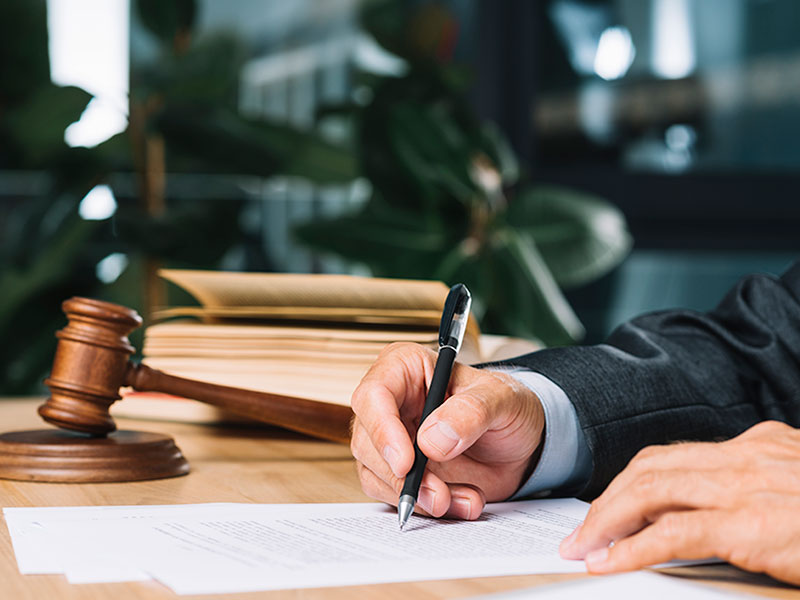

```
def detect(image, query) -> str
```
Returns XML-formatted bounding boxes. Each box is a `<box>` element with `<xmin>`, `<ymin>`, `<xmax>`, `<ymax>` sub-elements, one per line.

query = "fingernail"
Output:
<box><xmin>585</xmin><ymin>547</ymin><xmax>610</xmax><ymax>571</ymax></box>
<box><xmin>449</xmin><ymin>495</ymin><xmax>474</xmax><ymax>520</ymax></box>
<box><xmin>422</xmin><ymin>421</ymin><xmax>460</xmax><ymax>455</ymax></box>
<box><xmin>383</xmin><ymin>445</ymin><xmax>402</xmax><ymax>477</ymax></box>
<box><xmin>418</xmin><ymin>485</ymin><xmax>437</xmax><ymax>514</ymax></box>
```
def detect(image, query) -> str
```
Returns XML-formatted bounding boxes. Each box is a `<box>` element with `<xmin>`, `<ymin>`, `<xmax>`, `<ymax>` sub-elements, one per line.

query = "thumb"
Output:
<box><xmin>417</xmin><ymin>376</ymin><xmax>542</xmax><ymax>462</ymax></box>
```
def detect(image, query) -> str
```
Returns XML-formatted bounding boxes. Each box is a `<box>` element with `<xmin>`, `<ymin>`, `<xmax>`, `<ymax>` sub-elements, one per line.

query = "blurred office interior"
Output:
<box><xmin>0</xmin><ymin>0</ymin><xmax>798</xmax><ymax>394</ymax></box>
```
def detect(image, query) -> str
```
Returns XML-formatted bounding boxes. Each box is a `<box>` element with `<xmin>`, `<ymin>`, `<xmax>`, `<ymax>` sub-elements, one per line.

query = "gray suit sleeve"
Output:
<box><xmin>491</xmin><ymin>261</ymin><xmax>800</xmax><ymax>500</ymax></box>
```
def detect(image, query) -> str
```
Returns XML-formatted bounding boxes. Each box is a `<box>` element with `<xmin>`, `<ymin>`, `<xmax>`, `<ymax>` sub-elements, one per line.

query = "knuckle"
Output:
<box><xmin>632</xmin><ymin>470</ymin><xmax>658</xmax><ymax>497</ymax></box>
<box><xmin>349</xmin><ymin>431</ymin><xmax>366</xmax><ymax>462</ymax></box>
<box><xmin>456</xmin><ymin>393</ymin><xmax>493</xmax><ymax>428</ymax></box>
<box><xmin>355</xmin><ymin>463</ymin><xmax>370</xmax><ymax>486</ymax></box>
<box><xmin>631</xmin><ymin>445</ymin><xmax>659</xmax><ymax>465</ymax></box>
<box><xmin>655</xmin><ymin>512</ymin><xmax>687</xmax><ymax>542</ymax></box>
<box><xmin>349</xmin><ymin>382</ymin><xmax>373</xmax><ymax>414</ymax></box>
<box><xmin>370</xmin><ymin>419</ymin><xmax>393</xmax><ymax>448</ymax></box>
<box><xmin>356</xmin><ymin>466</ymin><xmax>380</xmax><ymax>500</ymax></box>
<box><xmin>381</xmin><ymin>341</ymin><xmax>410</xmax><ymax>357</ymax></box>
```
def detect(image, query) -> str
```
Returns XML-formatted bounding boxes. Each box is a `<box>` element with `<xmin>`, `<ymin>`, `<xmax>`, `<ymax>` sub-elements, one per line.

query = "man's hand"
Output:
<box><xmin>350</xmin><ymin>343</ymin><xmax>544</xmax><ymax>520</ymax></box>
<box><xmin>560</xmin><ymin>421</ymin><xmax>800</xmax><ymax>586</ymax></box>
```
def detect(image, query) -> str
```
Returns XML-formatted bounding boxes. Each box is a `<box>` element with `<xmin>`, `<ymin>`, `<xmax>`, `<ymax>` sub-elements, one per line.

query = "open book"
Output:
<box><xmin>114</xmin><ymin>270</ymin><xmax>537</xmax><ymax>425</ymax></box>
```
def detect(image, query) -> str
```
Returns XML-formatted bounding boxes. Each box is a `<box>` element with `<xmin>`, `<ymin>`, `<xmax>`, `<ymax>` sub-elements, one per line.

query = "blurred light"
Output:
<box><xmin>579</xmin><ymin>81</ymin><xmax>616</xmax><ymax>144</ymax></box>
<box><xmin>48</xmin><ymin>0</ymin><xmax>129</xmax><ymax>147</ymax></box>
<box><xmin>65</xmin><ymin>98</ymin><xmax>128</xmax><ymax>147</ymax></box>
<box><xmin>352</xmin><ymin>86</ymin><xmax>374</xmax><ymax>105</ymax></box>
<box><xmin>96</xmin><ymin>253</ymin><xmax>129</xmax><ymax>284</ymax></box>
<box><xmin>550</xmin><ymin>0</ymin><xmax>613</xmax><ymax>76</ymax></box>
<box><xmin>665</xmin><ymin>124</ymin><xmax>697</xmax><ymax>151</ymax></box>
<box><xmin>594</xmin><ymin>26</ymin><xmax>636</xmax><ymax>81</ymax></box>
<box><xmin>350</xmin><ymin>177</ymin><xmax>372</xmax><ymax>206</ymax></box>
<box><xmin>652</xmin><ymin>0</ymin><xmax>695</xmax><ymax>79</ymax></box>
<box><xmin>354</xmin><ymin>34</ymin><xmax>408</xmax><ymax>76</ymax></box>
<box><xmin>79</xmin><ymin>185</ymin><xmax>117</xmax><ymax>220</ymax></box>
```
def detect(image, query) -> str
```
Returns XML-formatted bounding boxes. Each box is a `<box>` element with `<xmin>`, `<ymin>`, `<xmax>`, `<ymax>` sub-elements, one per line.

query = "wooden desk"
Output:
<box><xmin>1</xmin><ymin>398</ymin><xmax>798</xmax><ymax>599</ymax></box>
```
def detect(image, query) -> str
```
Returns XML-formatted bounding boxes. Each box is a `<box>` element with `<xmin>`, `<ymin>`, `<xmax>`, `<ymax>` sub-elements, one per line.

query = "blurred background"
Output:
<box><xmin>1</xmin><ymin>0</ymin><xmax>798</xmax><ymax>395</ymax></box>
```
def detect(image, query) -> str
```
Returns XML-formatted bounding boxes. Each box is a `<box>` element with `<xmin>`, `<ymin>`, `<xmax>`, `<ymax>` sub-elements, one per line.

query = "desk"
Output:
<box><xmin>1</xmin><ymin>397</ymin><xmax>798</xmax><ymax>599</ymax></box>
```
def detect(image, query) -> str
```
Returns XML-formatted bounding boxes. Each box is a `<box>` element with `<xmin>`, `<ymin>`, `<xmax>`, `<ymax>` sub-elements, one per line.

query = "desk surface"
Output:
<box><xmin>1</xmin><ymin>397</ymin><xmax>798</xmax><ymax>600</ymax></box>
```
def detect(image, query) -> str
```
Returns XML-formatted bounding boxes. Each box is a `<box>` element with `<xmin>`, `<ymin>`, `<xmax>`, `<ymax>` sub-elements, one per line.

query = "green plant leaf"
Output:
<box><xmin>155</xmin><ymin>106</ymin><xmax>358</xmax><ymax>182</ymax></box>
<box><xmin>0</xmin><ymin>208</ymin><xmax>97</xmax><ymax>333</ymax></box>
<box><xmin>506</xmin><ymin>186</ymin><xmax>632</xmax><ymax>289</ymax></box>
<box><xmin>387</xmin><ymin>103</ymin><xmax>478</xmax><ymax>200</ymax></box>
<box><xmin>5</xmin><ymin>84</ymin><xmax>93</xmax><ymax>165</ymax></box>
<box><xmin>294</xmin><ymin>205</ymin><xmax>456</xmax><ymax>279</ymax></box>
<box><xmin>489</xmin><ymin>228</ymin><xmax>585</xmax><ymax>346</ymax></box>
<box><xmin>477</xmin><ymin>122</ymin><xmax>519</xmax><ymax>186</ymax></box>
<box><xmin>135</xmin><ymin>33</ymin><xmax>245</xmax><ymax>109</ymax></box>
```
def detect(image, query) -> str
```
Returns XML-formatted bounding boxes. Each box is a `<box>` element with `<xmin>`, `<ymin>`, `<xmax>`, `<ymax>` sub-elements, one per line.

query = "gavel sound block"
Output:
<box><xmin>0</xmin><ymin>297</ymin><xmax>354</xmax><ymax>483</ymax></box>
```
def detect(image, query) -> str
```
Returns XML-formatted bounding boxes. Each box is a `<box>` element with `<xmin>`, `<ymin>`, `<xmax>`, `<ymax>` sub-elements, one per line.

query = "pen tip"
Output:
<box><xmin>397</xmin><ymin>495</ymin><xmax>415</xmax><ymax>531</ymax></box>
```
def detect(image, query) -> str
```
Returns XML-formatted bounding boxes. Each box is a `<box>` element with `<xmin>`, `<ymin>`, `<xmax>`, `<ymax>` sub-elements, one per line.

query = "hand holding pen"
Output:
<box><xmin>349</xmin><ymin>286</ymin><xmax>546</xmax><ymax>524</ymax></box>
<box><xmin>398</xmin><ymin>284</ymin><xmax>472</xmax><ymax>528</ymax></box>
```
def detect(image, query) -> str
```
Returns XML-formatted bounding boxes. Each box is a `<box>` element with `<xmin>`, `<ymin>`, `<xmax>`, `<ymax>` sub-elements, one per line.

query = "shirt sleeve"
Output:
<box><xmin>487</xmin><ymin>367</ymin><xmax>592</xmax><ymax>498</ymax></box>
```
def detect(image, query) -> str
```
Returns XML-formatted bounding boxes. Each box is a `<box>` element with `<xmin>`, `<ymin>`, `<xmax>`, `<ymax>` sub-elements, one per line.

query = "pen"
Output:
<box><xmin>398</xmin><ymin>283</ymin><xmax>472</xmax><ymax>530</ymax></box>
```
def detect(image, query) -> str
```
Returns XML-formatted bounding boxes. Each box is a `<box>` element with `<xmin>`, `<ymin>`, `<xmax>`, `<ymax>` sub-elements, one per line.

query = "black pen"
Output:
<box><xmin>398</xmin><ymin>283</ymin><xmax>472</xmax><ymax>530</ymax></box>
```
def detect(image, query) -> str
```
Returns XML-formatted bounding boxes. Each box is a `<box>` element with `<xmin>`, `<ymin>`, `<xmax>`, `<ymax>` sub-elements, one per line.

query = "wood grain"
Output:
<box><xmin>1</xmin><ymin>398</ymin><xmax>798</xmax><ymax>599</ymax></box>
<box><xmin>39</xmin><ymin>297</ymin><xmax>352</xmax><ymax>444</ymax></box>
<box><xmin>0</xmin><ymin>429</ymin><xmax>189</xmax><ymax>482</ymax></box>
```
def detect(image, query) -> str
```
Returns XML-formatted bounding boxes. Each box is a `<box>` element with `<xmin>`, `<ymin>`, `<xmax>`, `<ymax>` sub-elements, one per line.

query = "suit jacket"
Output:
<box><xmin>495</xmin><ymin>261</ymin><xmax>800</xmax><ymax>499</ymax></box>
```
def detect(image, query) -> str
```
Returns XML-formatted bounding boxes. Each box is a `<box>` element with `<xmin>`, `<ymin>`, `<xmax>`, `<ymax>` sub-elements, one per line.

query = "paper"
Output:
<box><xmin>2</xmin><ymin>503</ymin><xmax>238</xmax><ymax>583</ymax></box>
<box><xmin>471</xmin><ymin>571</ymin><xmax>759</xmax><ymax>599</ymax></box>
<box><xmin>3</xmin><ymin>499</ymin><xmax>589</xmax><ymax>594</ymax></box>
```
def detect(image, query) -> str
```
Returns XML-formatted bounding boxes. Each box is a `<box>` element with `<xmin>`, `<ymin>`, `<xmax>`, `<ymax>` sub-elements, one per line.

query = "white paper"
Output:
<box><xmin>4</xmin><ymin>499</ymin><xmax>590</xmax><ymax>594</ymax></box>
<box><xmin>2</xmin><ymin>503</ymin><xmax>238</xmax><ymax>583</ymax></box>
<box><xmin>126</xmin><ymin>500</ymin><xmax>589</xmax><ymax>594</ymax></box>
<box><xmin>471</xmin><ymin>571</ymin><xmax>759</xmax><ymax>599</ymax></box>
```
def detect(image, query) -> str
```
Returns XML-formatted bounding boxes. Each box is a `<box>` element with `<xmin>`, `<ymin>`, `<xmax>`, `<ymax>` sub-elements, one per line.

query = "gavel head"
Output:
<box><xmin>39</xmin><ymin>297</ymin><xmax>143</xmax><ymax>437</ymax></box>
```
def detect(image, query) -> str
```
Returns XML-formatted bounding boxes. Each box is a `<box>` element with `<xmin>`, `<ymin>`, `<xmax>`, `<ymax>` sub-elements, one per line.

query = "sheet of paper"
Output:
<box><xmin>105</xmin><ymin>500</ymin><xmax>589</xmax><ymax>594</ymax></box>
<box><xmin>4</xmin><ymin>499</ymin><xmax>590</xmax><ymax>594</ymax></box>
<box><xmin>471</xmin><ymin>571</ymin><xmax>759</xmax><ymax>599</ymax></box>
<box><xmin>2</xmin><ymin>503</ymin><xmax>238</xmax><ymax>584</ymax></box>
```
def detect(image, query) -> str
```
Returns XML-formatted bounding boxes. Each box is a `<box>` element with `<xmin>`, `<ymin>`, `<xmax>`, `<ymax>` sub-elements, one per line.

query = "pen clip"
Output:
<box><xmin>438</xmin><ymin>284</ymin><xmax>471</xmax><ymax>352</ymax></box>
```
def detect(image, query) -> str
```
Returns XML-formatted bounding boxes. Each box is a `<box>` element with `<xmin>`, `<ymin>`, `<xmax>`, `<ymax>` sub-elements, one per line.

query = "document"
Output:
<box><xmin>3</xmin><ymin>503</ymin><xmax>239</xmax><ymax>583</ymax></box>
<box><xmin>3</xmin><ymin>499</ymin><xmax>589</xmax><ymax>594</ymax></box>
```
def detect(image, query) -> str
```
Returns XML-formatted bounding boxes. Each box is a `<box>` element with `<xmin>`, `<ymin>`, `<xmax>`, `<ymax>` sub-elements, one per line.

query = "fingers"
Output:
<box><xmin>350</xmin><ymin>343</ymin><xmax>542</xmax><ymax>518</ymax></box>
<box><xmin>583</xmin><ymin>510</ymin><xmax>727</xmax><ymax>574</ymax></box>
<box><xmin>561</xmin><ymin>467</ymin><xmax>735</xmax><ymax>559</ymax></box>
<box><xmin>353</xmin><ymin>419</ymin><xmax>488</xmax><ymax>520</ymax></box>
<box><xmin>354</xmin><ymin>459</ymin><xmax>485</xmax><ymax>520</ymax></box>
<box><xmin>592</xmin><ymin>442</ymin><xmax>728</xmax><ymax>512</ymax></box>
<box><xmin>351</xmin><ymin>420</ymin><xmax>405</xmax><ymax>492</ymax></box>
<box><xmin>443</xmin><ymin>483</ymin><xmax>487</xmax><ymax>520</ymax></box>
<box><xmin>350</xmin><ymin>344</ymin><xmax>434</xmax><ymax>478</ymax></box>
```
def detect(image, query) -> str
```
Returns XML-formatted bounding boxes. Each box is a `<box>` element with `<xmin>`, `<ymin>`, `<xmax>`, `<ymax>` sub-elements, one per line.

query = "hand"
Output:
<box><xmin>560</xmin><ymin>421</ymin><xmax>800</xmax><ymax>585</ymax></box>
<box><xmin>350</xmin><ymin>342</ymin><xmax>544</xmax><ymax>520</ymax></box>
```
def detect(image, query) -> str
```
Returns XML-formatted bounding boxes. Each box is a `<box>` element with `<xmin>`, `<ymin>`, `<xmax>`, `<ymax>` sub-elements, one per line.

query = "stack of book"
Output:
<box><xmin>116</xmin><ymin>270</ymin><xmax>535</xmax><ymax>426</ymax></box>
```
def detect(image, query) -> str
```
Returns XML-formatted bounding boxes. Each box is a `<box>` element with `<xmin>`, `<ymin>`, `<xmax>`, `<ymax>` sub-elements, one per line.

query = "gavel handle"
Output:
<box><xmin>124</xmin><ymin>363</ymin><xmax>353</xmax><ymax>444</ymax></box>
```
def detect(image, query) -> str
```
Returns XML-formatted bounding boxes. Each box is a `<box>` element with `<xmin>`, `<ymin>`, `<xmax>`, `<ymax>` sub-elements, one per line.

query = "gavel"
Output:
<box><xmin>40</xmin><ymin>297</ymin><xmax>354</xmax><ymax>444</ymax></box>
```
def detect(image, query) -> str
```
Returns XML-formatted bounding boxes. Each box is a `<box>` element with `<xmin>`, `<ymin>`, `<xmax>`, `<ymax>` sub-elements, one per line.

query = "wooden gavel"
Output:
<box><xmin>39</xmin><ymin>297</ymin><xmax>353</xmax><ymax>444</ymax></box>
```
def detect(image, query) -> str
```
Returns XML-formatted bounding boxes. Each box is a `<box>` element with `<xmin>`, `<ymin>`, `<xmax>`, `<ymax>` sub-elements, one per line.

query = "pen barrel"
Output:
<box><xmin>401</xmin><ymin>346</ymin><xmax>457</xmax><ymax>499</ymax></box>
